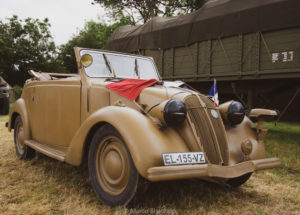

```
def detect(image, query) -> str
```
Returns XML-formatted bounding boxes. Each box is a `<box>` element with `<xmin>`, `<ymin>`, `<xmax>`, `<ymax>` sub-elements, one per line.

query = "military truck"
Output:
<box><xmin>0</xmin><ymin>76</ymin><xmax>10</xmax><ymax>115</ymax></box>
<box><xmin>107</xmin><ymin>0</ymin><xmax>300</xmax><ymax>120</ymax></box>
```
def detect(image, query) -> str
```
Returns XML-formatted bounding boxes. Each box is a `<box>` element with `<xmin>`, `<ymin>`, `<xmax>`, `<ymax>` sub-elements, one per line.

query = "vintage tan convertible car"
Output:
<box><xmin>7</xmin><ymin>47</ymin><xmax>280</xmax><ymax>206</ymax></box>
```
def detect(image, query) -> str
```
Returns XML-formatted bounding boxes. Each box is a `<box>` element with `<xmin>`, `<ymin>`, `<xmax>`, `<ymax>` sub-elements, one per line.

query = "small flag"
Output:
<box><xmin>209</xmin><ymin>79</ymin><xmax>219</xmax><ymax>107</ymax></box>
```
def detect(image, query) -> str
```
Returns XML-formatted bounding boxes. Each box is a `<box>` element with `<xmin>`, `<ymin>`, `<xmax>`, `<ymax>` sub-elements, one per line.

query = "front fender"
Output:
<box><xmin>66</xmin><ymin>106</ymin><xmax>189</xmax><ymax>178</ymax></box>
<box><xmin>226</xmin><ymin>117</ymin><xmax>266</xmax><ymax>165</ymax></box>
<box><xmin>8</xmin><ymin>98</ymin><xmax>31</xmax><ymax>140</ymax></box>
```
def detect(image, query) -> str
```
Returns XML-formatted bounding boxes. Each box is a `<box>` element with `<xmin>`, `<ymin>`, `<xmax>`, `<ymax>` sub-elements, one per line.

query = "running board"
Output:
<box><xmin>24</xmin><ymin>140</ymin><xmax>66</xmax><ymax>162</ymax></box>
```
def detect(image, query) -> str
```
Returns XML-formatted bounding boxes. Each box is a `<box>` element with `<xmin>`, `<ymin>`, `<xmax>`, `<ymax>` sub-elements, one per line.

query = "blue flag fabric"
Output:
<box><xmin>208</xmin><ymin>79</ymin><xmax>219</xmax><ymax>107</ymax></box>
<box><xmin>209</xmin><ymin>80</ymin><xmax>217</xmax><ymax>97</ymax></box>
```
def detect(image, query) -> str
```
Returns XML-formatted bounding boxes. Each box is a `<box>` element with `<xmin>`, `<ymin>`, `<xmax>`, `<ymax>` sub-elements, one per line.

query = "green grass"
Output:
<box><xmin>264</xmin><ymin>122</ymin><xmax>300</xmax><ymax>181</ymax></box>
<box><xmin>0</xmin><ymin>115</ymin><xmax>299</xmax><ymax>214</ymax></box>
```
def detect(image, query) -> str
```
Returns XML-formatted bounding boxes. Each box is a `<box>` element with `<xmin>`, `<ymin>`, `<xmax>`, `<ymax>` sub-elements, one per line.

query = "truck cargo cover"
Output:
<box><xmin>107</xmin><ymin>0</ymin><xmax>300</xmax><ymax>52</ymax></box>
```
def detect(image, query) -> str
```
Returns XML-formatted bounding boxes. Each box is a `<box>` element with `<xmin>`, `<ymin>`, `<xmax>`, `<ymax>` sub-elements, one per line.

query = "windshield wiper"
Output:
<box><xmin>135</xmin><ymin>58</ymin><xmax>140</xmax><ymax>79</ymax></box>
<box><xmin>103</xmin><ymin>54</ymin><xmax>116</xmax><ymax>78</ymax></box>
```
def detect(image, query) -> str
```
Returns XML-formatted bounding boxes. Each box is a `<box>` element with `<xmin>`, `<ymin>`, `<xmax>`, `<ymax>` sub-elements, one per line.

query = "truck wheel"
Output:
<box><xmin>226</xmin><ymin>173</ymin><xmax>252</xmax><ymax>188</ymax></box>
<box><xmin>2</xmin><ymin>97</ymin><xmax>10</xmax><ymax>115</ymax></box>
<box><xmin>0</xmin><ymin>98</ymin><xmax>2</xmax><ymax>115</ymax></box>
<box><xmin>0</xmin><ymin>97</ymin><xmax>9</xmax><ymax>115</ymax></box>
<box><xmin>88</xmin><ymin>124</ymin><xmax>139</xmax><ymax>207</ymax></box>
<box><xmin>14</xmin><ymin>116</ymin><xmax>35</xmax><ymax>159</ymax></box>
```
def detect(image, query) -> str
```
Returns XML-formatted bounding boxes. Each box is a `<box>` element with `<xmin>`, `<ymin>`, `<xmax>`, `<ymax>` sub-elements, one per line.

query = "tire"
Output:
<box><xmin>226</xmin><ymin>173</ymin><xmax>252</xmax><ymax>188</ymax></box>
<box><xmin>14</xmin><ymin>116</ymin><xmax>35</xmax><ymax>159</ymax></box>
<box><xmin>0</xmin><ymin>98</ymin><xmax>3</xmax><ymax>115</ymax></box>
<box><xmin>0</xmin><ymin>97</ymin><xmax>9</xmax><ymax>115</ymax></box>
<box><xmin>88</xmin><ymin>124</ymin><xmax>140</xmax><ymax>207</ymax></box>
<box><xmin>3</xmin><ymin>97</ymin><xmax>9</xmax><ymax>115</ymax></box>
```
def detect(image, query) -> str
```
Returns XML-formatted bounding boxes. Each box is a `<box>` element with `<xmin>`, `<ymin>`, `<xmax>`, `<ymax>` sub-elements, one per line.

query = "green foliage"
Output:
<box><xmin>92</xmin><ymin>0</ymin><xmax>209</xmax><ymax>23</ymax></box>
<box><xmin>0</xmin><ymin>15</ymin><xmax>62</xmax><ymax>86</ymax></box>
<box><xmin>12</xmin><ymin>85</ymin><xmax>22</xmax><ymax>101</ymax></box>
<box><xmin>59</xmin><ymin>17</ymin><xmax>134</xmax><ymax>73</ymax></box>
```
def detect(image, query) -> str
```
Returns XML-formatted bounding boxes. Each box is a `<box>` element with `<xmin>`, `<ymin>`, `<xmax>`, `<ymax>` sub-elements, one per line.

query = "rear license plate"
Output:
<box><xmin>162</xmin><ymin>152</ymin><xmax>206</xmax><ymax>166</ymax></box>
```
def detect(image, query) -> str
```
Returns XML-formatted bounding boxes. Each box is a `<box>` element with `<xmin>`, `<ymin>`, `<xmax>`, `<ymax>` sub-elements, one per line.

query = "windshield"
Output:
<box><xmin>80</xmin><ymin>50</ymin><xmax>159</xmax><ymax>80</ymax></box>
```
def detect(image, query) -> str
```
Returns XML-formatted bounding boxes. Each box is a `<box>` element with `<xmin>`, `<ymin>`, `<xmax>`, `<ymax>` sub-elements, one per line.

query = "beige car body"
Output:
<box><xmin>8</xmin><ymin>47</ymin><xmax>280</xmax><ymax>191</ymax></box>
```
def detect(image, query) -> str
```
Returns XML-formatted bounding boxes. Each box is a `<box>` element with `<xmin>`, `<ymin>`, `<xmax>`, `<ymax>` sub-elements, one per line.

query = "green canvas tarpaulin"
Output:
<box><xmin>107</xmin><ymin>0</ymin><xmax>300</xmax><ymax>52</ymax></box>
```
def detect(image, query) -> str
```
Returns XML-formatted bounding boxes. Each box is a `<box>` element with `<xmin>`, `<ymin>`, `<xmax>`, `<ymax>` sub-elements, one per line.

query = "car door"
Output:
<box><xmin>28</xmin><ymin>78</ymin><xmax>81</xmax><ymax>150</ymax></box>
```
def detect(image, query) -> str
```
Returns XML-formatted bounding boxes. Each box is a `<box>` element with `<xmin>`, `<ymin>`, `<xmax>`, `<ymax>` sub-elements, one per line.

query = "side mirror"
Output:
<box><xmin>80</xmin><ymin>54</ymin><xmax>93</xmax><ymax>68</ymax></box>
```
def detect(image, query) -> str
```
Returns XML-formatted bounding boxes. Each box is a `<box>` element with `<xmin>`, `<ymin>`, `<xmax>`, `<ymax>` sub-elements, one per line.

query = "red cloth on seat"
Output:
<box><xmin>106</xmin><ymin>78</ymin><xmax>158</xmax><ymax>101</ymax></box>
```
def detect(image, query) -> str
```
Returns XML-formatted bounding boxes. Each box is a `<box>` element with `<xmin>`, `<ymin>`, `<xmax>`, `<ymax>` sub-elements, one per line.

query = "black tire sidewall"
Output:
<box><xmin>0</xmin><ymin>97</ymin><xmax>3</xmax><ymax>114</ymax></box>
<box><xmin>3</xmin><ymin>97</ymin><xmax>9</xmax><ymax>115</ymax></box>
<box><xmin>0</xmin><ymin>97</ymin><xmax>9</xmax><ymax>115</ymax></box>
<box><xmin>88</xmin><ymin>124</ymin><xmax>139</xmax><ymax>207</ymax></box>
<box><xmin>14</xmin><ymin>116</ymin><xmax>34</xmax><ymax>159</ymax></box>
<box><xmin>226</xmin><ymin>172</ymin><xmax>252</xmax><ymax>188</ymax></box>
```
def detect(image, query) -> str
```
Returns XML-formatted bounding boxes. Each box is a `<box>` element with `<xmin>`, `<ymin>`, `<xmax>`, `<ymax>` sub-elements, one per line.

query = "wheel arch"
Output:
<box><xmin>81</xmin><ymin>121</ymin><xmax>109</xmax><ymax>166</ymax></box>
<box><xmin>10</xmin><ymin>112</ymin><xmax>20</xmax><ymax>130</ymax></box>
<box><xmin>226</xmin><ymin>117</ymin><xmax>267</xmax><ymax>165</ymax></box>
<box><xmin>8</xmin><ymin>98</ymin><xmax>31</xmax><ymax>140</ymax></box>
<box><xmin>65</xmin><ymin>106</ymin><xmax>189</xmax><ymax>178</ymax></box>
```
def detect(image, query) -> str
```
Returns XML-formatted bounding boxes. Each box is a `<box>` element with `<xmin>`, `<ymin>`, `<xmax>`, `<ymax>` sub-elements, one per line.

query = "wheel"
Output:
<box><xmin>226</xmin><ymin>173</ymin><xmax>252</xmax><ymax>188</ymax></box>
<box><xmin>0</xmin><ymin>98</ymin><xmax>3</xmax><ymax>115</ymax></box>
<box><xmin>14</xmin><ymin>116</ymin><xmax>35</xmax><ymax>159</ymax></box>
<box><xmin>88</xmin><ymin>124</ymin><xmax>140</xmax><ymax>207</ymax></box>
<box><xmin>0</xmin><ymin>97</ymin><xmax>9</xmax><ymax>115</ymax></box>
<box><xmin>3</xmin><ymin>97</ymin><xmax>10</xmax><ymax>115</ymax></box>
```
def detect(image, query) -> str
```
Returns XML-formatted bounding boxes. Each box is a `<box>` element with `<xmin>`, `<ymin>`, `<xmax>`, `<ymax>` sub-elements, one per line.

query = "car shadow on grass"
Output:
<box><xmin>128</xmin><ymin>178</ymin><xmax>270</xmax><ymax>211</ymax></box>
<box><xmin>27</xmin><ymin>153</ymin><xmax>271</xmax><ymax>212</ymax></box>
<box><xmin>29</xmin><ymin>153</ymin><xmax>94</xmax><ymax>197</ymax></box>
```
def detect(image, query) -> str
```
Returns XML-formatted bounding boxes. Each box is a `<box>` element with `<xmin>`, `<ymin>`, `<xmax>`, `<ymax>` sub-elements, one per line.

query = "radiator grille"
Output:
<box><xmin>184</xmin><ymin>94</ymin><xmax>229</xmax><ymax>165</ymax></box>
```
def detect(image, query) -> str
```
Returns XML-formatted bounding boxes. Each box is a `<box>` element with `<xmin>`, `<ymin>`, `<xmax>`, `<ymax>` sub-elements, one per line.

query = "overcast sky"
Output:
<box><xmin>0</xmin><ymin>0</ymin><xmax>105</xmax><ymax>45</ymax></box>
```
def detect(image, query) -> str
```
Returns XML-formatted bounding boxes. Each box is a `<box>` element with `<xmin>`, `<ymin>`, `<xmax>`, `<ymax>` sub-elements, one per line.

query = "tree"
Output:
<box><xmin>59</xmin><ymin>17</ymin><xmax>133</xmax><ymax>73</ymax></box>
<box><xmin>92</xmin><ymin>0</ymin><xmax>209</xmax><ymax>23</ymax></box>
<box><xmin>0</xmin><ymin>15</ymin><xmax>61</xmax><ymax>86</ymax></box>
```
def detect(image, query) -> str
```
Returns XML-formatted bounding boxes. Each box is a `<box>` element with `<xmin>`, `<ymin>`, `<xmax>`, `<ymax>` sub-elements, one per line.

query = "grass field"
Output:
<box><xmin>0</xmin><ymin>115</ymin><xmax>299</xmax><ymax>215</ymax></box>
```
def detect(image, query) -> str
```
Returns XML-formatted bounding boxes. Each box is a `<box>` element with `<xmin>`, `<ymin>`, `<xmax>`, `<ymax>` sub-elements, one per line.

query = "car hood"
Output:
<box><xmin>136</xmin><ymin>84</ymin><xmax>194</xmax><ymax>111</ymax></box>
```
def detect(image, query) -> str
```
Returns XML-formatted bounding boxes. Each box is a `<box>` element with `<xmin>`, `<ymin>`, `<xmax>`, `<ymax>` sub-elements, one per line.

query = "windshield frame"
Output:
<box><xmin>79</xmin><ymin>49</ymin><xmax>161</xmax><ymax>80</ymax></box>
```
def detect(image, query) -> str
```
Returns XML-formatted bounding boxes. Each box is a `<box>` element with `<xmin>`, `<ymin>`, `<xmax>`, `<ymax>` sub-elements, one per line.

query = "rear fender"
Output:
<box><xmin>66</xmin><ymin>106</ymin><xmax>188</xmax><ymax>178</ymax></box>
<box><xmin>8</xmin><ymin>98</ymin><xmax>31</xmax><ymax>140</ymax></box>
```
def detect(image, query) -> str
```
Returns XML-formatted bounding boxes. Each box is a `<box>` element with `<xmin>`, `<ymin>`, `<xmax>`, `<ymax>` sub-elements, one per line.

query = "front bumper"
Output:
<box><xmin>147</xmin><ymin>157</ymin><xmax>280</xmax><ymax>181</ymax></box>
